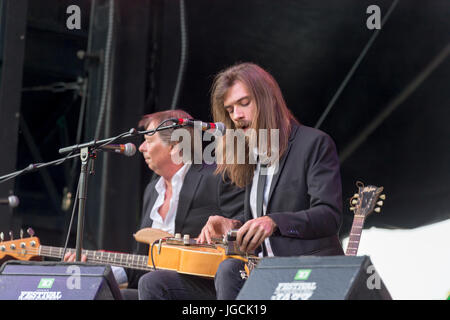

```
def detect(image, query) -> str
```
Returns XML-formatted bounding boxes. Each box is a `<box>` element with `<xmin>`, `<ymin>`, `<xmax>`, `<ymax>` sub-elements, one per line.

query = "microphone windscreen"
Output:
<box><xmin>8</xmin><ymin>195</ymin><xmax>19</xmax><ymax>208</ymax></box>
<box><xmin>215</xmin><ymin>122</ymin><xmax>226</xmax><ymax>135</ymax></box>
<box><xmin>124</xmin><ymin>143</ymin><xmax>137</xmax><ymax>157</ymax></box>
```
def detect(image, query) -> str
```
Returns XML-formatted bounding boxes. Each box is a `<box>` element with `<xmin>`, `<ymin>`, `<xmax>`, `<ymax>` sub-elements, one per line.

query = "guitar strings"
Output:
<box><xmin>1</xmin><ymin>247</ymin><xmax>260</xmax><ymax>274</ymax></box>
<box><xmin>2</xmin><ymin>239</ymin><xmax>260</xmax><ymax>273</ymax></box>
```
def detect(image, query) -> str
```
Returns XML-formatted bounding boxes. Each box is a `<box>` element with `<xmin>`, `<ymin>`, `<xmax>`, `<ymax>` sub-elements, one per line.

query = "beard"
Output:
<box><xmin>234</xmin><ymin>120</ymin><xmax>252</xmax><ymax>130</ymax></box>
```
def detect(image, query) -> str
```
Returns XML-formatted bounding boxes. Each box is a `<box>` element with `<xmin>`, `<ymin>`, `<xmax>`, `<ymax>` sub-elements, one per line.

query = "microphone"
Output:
<box><xmin>0</xmin><ymin>195</ymin><xmax>19</xmax><ymax>208</ymax></box>
<box><xmin>171</xmin><ymin>118</ymin><xmax>225</xmax><ymax>135</ymax></box>
<box><xmin>99</xmin><ymin>143</ymin><xmax>136</xmax><ymax>157</ymax></box>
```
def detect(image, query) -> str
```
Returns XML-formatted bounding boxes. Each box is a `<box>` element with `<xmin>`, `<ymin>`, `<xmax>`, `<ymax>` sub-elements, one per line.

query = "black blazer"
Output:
<box><xmin>139</xmin><ymin>163</ymin><xmax>244</xmax><ymax>236</ymax></box>
<box><xmin>241</xmin><ymin>124</ymin><xmax>344</xmax><ymax>257</ymax></box>
<box><xmin>127</xmin><ymin>163</ymin><xmax>245</xmax><ymax>287</ymax></box>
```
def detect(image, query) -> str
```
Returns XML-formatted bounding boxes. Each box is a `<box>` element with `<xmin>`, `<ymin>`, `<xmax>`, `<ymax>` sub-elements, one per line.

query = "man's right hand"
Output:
<box><xmin>196</xmin><ymin>215</ymin><xmax>242</xmax><ymax>244</ymax></box>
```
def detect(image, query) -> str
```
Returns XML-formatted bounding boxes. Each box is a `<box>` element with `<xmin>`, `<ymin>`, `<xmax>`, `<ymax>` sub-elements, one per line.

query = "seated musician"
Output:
<box><xmin>65</xmin><ymin>109</ymin><xmax>245</xmax><ymax>300</ymax></box>
<box><xmin>138</xmin><ymin>63</ymin><xmax>345</xmax><ymax>300</ymax></box>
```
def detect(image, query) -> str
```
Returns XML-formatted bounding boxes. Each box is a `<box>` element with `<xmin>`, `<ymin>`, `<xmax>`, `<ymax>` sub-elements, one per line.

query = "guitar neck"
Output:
<box><xmin>39</xmin><ymin>245</ymin><xmax>153</xmax><ymax>272</ymax></box>
<box><xmin>346</xmin><ymin>215</ymin><xmax>365</xmax><ymax>256</ymax></box>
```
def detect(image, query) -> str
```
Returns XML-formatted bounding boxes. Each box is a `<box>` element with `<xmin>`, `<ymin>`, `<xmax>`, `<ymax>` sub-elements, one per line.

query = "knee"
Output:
<box><xmin>216</xmin><ymin>259</ymin><xmax>245</xmax><ymax>280</ymax></box>
<box><xmin>217</xmin><ymin>259</ymin><xmax>244</xmax><ymax>275</ymax></box>
<box><xmin>214</xmin><ymin>259</ymin><xmax>245</xmax><ymax>294</ymax></box>
<box><xmin>138</xmin><ymin>270</ymin><xmax>170</xmax><ymax>300</ymax></box>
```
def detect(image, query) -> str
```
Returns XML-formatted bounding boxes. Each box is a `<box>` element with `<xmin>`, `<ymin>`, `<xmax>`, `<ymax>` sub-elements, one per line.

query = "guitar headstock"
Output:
<box><xmin>349</xmin><ymin>181</ymin><xmax>386</xmax><ymax>218</ymax></box>
<box><xmin>0</xmin><ymin>228</ymin><xmax>41</xmax><ymax>261</ymax></box>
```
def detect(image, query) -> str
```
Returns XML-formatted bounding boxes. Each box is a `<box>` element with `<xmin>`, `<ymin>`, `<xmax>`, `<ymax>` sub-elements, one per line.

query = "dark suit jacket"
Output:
<box><xmin>127</xmin><ymin>163</ymin><xmax>245</xmax><ymax>287</ymax></box>
<box><xmin>240</xmin><ymin>123</ymin><xmax>344</xmax><ymax>257</ymax></box>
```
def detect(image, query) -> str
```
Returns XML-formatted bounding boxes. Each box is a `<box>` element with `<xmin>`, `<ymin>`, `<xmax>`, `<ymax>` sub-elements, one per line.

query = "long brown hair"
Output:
<box><xmin>211</xmin><ymin>63</ymin><xmax>298</xmax><ymax>187</ymax></box>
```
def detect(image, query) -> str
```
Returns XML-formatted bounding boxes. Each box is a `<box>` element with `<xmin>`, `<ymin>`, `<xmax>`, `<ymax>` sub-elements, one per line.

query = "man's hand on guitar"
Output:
<box><xmin>63</xmin><ymin>252</ymin><xmax>87</xmax><ymax>262</ymax></box>
<box><xmin>197</xmin><ymin>215</ymin><xmax>242</xmax><ymax>244</ymax></box>
<box><xmin>237</xmin><ymin>216</ymin><xmax>277</xmax><ymax>253</ymax></box>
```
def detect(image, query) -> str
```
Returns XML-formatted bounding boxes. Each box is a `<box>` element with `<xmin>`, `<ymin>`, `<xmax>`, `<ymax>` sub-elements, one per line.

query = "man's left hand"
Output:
<box><xmin>236</xmin><ymin>216</ymin><xmax>277</xmax><ymax>253</ymax></box>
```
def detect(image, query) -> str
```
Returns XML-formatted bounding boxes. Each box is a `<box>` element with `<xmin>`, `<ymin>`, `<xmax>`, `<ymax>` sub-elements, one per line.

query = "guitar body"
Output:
<box><xmin>134</xmin><ymin>228</ymin><xmax>173</xmax><ymax>245</ymax></box>
<box><xmin>149</xmin><ymin>244</ymin><xmax>227</xmax><ymax>278</ymax></box>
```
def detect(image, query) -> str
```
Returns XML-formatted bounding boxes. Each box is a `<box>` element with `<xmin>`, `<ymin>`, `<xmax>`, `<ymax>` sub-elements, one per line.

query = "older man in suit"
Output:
<box><xmin>126</xmin><ymin>110</ymin><xmax>245</xmax><ymax>299</ymax></box>
<box><xmin>67</xmin><ymin>109</ymin><xmax>244</xmax><ymax>299</ymax></box>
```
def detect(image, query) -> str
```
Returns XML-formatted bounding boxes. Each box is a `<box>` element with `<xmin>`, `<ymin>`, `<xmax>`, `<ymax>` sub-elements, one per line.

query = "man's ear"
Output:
<box><xmin>169</xmin><ymin>143</ymin><xmax>184</xmax><ymax>165</ymax></box>
<box><xmin>169</xmin><ymin>143</ymin><xmax>179</xmax><ymax>155</ymax></box>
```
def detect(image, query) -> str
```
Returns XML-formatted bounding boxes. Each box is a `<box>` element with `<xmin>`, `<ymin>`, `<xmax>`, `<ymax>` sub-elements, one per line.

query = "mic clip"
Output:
<box><xmin>89</xmin><ymin>150</ymin><xmax>97</xmax><ymax>175</ymax></box>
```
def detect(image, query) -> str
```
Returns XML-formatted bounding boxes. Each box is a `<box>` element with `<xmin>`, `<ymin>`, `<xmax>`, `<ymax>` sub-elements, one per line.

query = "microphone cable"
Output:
<box><xmin>171</xmin><ymin>0</ymin><xmax>188</xmax><ymax>109</ymax></box>
<box><xmin>314</xmin><ymin>0</ymin><xmax>399</xmax><ymax>129</ymax></box>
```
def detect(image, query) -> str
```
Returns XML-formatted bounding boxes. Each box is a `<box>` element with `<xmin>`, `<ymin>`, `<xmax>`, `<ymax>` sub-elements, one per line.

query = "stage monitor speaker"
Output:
<box><xmin>0</xmin><ymin>261</ymin><xmax>123</xmax><ymax>300</ymax></box>
<box><xmin>237</xmin><ymin>255</ymin><xmax>391</xmax><ymax>300</ymax></box>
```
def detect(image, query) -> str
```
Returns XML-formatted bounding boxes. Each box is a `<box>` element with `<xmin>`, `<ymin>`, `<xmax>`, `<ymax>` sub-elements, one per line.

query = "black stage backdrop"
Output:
<box><xmin>0</xmin><ymin>0</ymin><xmax>448</xmax><ymax>254</ymax></box>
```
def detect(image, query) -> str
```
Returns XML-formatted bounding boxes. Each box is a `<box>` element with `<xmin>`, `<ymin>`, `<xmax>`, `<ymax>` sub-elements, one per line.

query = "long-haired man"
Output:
<box><xmin>197</xmin><ymin>62</ymin><xmax>344</xmax><ymax>299</ymax></box>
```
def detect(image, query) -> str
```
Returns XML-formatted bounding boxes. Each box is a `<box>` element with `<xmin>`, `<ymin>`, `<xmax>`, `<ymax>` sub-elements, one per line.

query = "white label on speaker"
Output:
<box><xmin>271</xmin><ymin>282</ymin><xmax>317</xmax><ymax>300</ymax></box>
<box><xmin>18</xmin><ymin>291</ymin><xmax>62</xmax><ymax>300</ymax></box>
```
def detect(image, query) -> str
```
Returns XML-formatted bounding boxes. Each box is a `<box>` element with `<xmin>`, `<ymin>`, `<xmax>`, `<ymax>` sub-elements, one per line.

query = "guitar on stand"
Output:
<box><xmin>346</xmin><ymin>181</ymin><xmax>386</xmax><ymax>256</ymax></box>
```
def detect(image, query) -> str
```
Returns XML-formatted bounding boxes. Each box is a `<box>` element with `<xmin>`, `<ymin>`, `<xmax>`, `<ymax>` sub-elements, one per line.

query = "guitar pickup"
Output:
<box><xmin>165</xmin><ymin>234</ymin><xmax>210</xmax><ymax>247</ymax></box>
<box><xmin>164</xmin><ymin>233</ymin><xmax>193</xmax><ymax>246</ymax></box>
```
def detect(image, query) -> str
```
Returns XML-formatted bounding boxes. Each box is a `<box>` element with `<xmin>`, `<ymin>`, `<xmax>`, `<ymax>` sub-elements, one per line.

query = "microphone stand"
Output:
<box><xmin>57</xmin><ymin>121</ymin><xmax>183</xmax><ymax>261</ymax></box>
<box><xmin>74</xmin><ymin>146</ymin><xmax>90</xmax><ymax>261</ymax></box>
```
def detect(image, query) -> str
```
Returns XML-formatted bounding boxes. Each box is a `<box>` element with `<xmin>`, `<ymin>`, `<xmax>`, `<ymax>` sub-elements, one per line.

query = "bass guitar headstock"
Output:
<box><xmin>0</xmin><ymin>228</ymin><xmax>41</xmax><ymax>261</ymax></box>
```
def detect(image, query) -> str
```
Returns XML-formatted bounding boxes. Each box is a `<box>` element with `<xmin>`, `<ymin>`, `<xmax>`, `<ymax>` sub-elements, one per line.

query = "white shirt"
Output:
<box><xmin>149</xmin><ymin>163</ymin><xmax>191</xmax><ymax>235</ymax></box>
<box><xmin>249</xmin><ymin>161</ymin><xmax>278</xmax><ymax>257</ymax></box>
<box><xmin>112</xmin><ymin>163</ymin><xmax>191</xmax><ymax>284</ymax></box>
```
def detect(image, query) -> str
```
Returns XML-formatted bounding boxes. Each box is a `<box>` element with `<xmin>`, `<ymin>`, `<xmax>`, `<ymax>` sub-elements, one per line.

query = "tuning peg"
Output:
<box><xmin>351</xmin><ymin>199</ymin><xmax>358</xmax><ymax>205</ymax></box>
<box><xmin>350</xmin><ymin>207</ymin><xmax>356</xmax><ymax>211</ymax></box>
<box><xmin>374</xmin><ymin>207</ymin><xmax>381</xmax><ymax>213</ymax></box>
<box><xmin>376</xmin><ymin>200</ymin><xmax>384</xmax><ymax>206</ymax></box>
<box><xmin>353</xmin><ymin>194</ymin><xmax>359</xmax><ymax>198</ymax></box>
<box><xmin>20</xmin><ymin>229</ymin><xmax>24</xmax><ymax>239</ymax></box>
<box><xmin>0</xmin><ymin>232</ymin><xmax>4</xmax><ymax>242</ymax></box>
<box><xmin>9</xmin><ymin>231</ymin><xmax>13</xmax><ymax>240</ymax></box>
<box><xmin>379</xmin><ymin>194</ymin><xmax>386</xmax><ymax>200</ymax></box>
<box><xmin>27</xmin><ymin>227</ymin><xmax>35</xmax><ymax>237</ymax></box>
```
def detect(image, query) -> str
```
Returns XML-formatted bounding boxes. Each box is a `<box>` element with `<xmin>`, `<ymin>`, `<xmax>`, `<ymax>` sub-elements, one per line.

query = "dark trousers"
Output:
<box><xmin>120</xmin><ymin>288</ymin><xmax>139</xmax><ymax>300</ymax></box>
<box><xmin>214</xmin><ymin>259</ymin><xmax>246</xmax><ymax>300</ymax></box>
<box><xmin>138</xmin><ymin>270</ymin><xmax>216</xmax><ymax>300</ymax></box>
<box><xmin>137</xmin><ymin>259</ymin><xmax>247</xmax><ymax>300</ymax></box>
